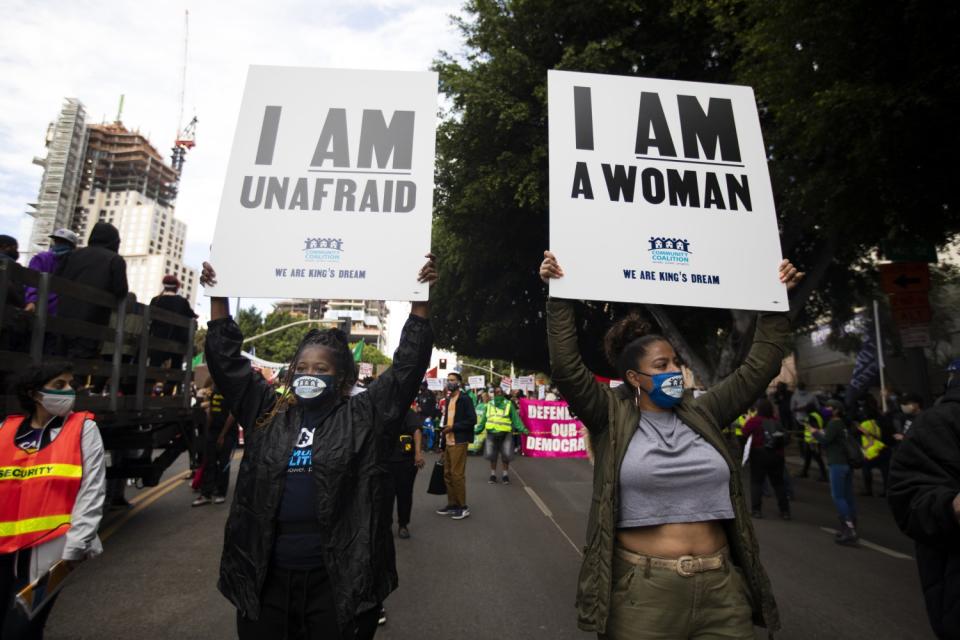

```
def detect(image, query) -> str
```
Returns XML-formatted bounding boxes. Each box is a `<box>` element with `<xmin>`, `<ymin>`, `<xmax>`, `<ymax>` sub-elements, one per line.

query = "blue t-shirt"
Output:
<box><xmin>273</xmin><ymin>405</ymin><xmax>331</xmax><ymax>570</ymax></box>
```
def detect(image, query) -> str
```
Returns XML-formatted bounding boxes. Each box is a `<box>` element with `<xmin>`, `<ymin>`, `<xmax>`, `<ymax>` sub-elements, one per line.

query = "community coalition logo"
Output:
<box><xmin>303</xmin><ymin>237</ymin><xmax>344</xmax><ymax>263</ymax></box>
<box><xmin>648</xmin><ymin>237</ymin><xmax>691</xmax><ymax>265</ymax></box>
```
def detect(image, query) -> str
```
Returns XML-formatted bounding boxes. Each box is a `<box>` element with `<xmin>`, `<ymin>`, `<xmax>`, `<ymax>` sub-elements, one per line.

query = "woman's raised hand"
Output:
<box><xmin>778</xmin><ymin>259</ymin><xmax>804</xmax><ymax>292</ymax></box>
<box><xmin>540</xmin><ymin>251</ymin><xmax>565</xmax><ymax>284</ymax></box>
<box><xmin>417</xmin><ymin>253</ymin><xmax>438</xmax><ymax>285</ymax></box>
<box><xmin>200</xmin><ymin>262</ymin><xmax>218</xmax><ymax>288</ymax></box>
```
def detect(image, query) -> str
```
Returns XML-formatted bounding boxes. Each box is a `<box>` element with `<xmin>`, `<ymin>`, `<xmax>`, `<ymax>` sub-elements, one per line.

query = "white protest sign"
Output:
<box><xmin>359</xmin><ymin>362</ymin><xmax>374</xmax><ymax>379</ymax></box>
<box><xmin>208</xmin><ymin>66</ymin><xmax>437</xmax><ymax>300</ymax></box>
<box><xmin>500</xmin><ymin>378</ymin><xmax>513</xmax><ymax>394</ymax></box>
<box><xmin>468</xmin><ymin>375</ymin><xmax>485</xmax><ymax>390</ymax></box>
<box><xmin>548</xmin><ymin>70</ymin><xmax>787</xmax><ymax>311</ymax></box>
<box><xmin>516</xmin><ymin>375</ymin><xmax>535</xmax><ymax>394</ymax></box>
<box><xmin>425</xmin><ymin>378</ymin><xmax>443</xmax><ymax>392</ymax></box>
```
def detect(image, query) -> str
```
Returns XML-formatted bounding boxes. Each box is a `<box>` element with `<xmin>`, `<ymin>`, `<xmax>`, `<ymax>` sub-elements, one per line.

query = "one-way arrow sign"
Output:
<box><xmin>880</xmin><ymin>262</ymin><xmax>930</xmax><ymax>294</ymax></box>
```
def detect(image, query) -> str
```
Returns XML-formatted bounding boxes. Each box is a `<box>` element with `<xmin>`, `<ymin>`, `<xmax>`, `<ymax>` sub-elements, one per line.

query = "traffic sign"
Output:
<box><xmin>880</xmin><ymin>239</ymin><xmax>938</xmax><ymax>264</ymax></box>
<box><xmin>879</xmin><ymin>262</ymin><xmax>930</xmax><ymax>294</ymax></box>
<box><xmin>887</xmin><ymin>291</ymin><xmax>930</xmax><ymax>310</ymax></box>
<box><xmin>892</xmin><ymin>306</ymin><xmax>932</xmax><ymax>327</ymax></box>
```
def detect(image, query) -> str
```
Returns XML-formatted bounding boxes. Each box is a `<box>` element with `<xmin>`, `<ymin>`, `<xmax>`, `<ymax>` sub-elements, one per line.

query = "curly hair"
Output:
<box><xmin>255</xmin><ymin>328</ymin><xmax>358</xmax><ymax>428</ymax></box>
<box><xmin>603</xmin><ymin>312</ymin><xmax>669</xmax><ymax>383</ymax></box>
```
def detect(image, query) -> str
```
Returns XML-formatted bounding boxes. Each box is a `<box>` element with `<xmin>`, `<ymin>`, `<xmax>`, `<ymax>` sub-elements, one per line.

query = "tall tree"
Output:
<box><xmin>431</xmin><ymin>0</ymin><xmax>960</xmax><ymax>382</ymax></box>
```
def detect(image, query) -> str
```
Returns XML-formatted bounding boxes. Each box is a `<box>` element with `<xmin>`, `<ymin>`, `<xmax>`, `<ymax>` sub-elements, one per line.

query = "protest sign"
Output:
<box><xmin>547</xmin><ymin>70</ymin><xmax>786</xmax><ymax>311</ymax></box>
<box><xmin>516</xmin><ymin>375</ymin><xmax>535</xmax><ymax>394</ymax></box>
<box><xmin>468</xmin><ymin>375</ymin><xmax>485</xmax><ymax>390</ymax></box>
<box><xmin>425</xmin><ymin>378</ymin><xmax>443</xmax><ymax>392</ymax></box>
<box><xmin>500</xmin><ymin>378</ymin><xmax>513</xmax><ymax>394</ymax></box>
<box><xmin>208</xmin><ymin>66</ymin><xmax>438</xmax><ymax>300</ymax></box>
<box><xmin>519</xmin><ymin>399</ymin><xmax>587</xmax><ymax>458</ymax></box>
<box><xmin>359</xmin><ymin>362</ymin><xmax>374</xmax><ymax>379</ymax></box>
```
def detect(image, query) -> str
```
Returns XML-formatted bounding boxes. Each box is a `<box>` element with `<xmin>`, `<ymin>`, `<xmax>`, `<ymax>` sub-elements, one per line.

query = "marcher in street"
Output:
<box><xmin>200</xmin><ymin>256</ymin><xmax>435</xmax><ymax>640</ymax></box>
<box><xmin>743</xmin><ymin>399</ymin><xmax>791</xmax><ymax>520</ymax></box>
<box><xmin>790</xmin><ymin>380</ymin><xmax>820</xmax><ymax>426</ymax></box>
<box><xmin>540</xmin><ymin>250</ymin><xmax>803</xmax><ymax>638</ymax></box>
<box><xmin>384</xmin><ymin>408</ymin><xmax>426</xmax><ymax>539</ymax></box>
<box><xmin>24</xmin><ymin>228</ymin><xmax>78</xmax><ymax>316</ymax></box>
<box><xmin>475</xmin><ymin>385</ymin><xmax>529</xmax><ymax>484</ymax></box>
<box><xmin>0</xmin><ymin>363</ymin><xmax>106</xmax><ymax>639</ymax></box>
<box><xmin>858</xmin><ymin>403</ymin><xmax>890</xmax><ymax>498</ymax></box>
<box><xmin>890</xmin><ymin>392</ymin><xmax>923</xmax><ymax>441</ymax></box>
<box><xmin>436</xmin><ymin>372</ymin><xmax>476</xmax><ymax>520</ymax></box>
<box><xmin>772</xmin><ymin>382</ymin><xmax>793</xmax><ymax>430</ymax></box>
<box><xmin>888</xmin><ymin>366</ymin><xmax>960</xmax><ymax>640</ymax></box>
<box><xmin>54</xmin><ymin>222</ymin><xmax>128</xmax><ymax>360</ymax></box>
<box><xmin>811</xmin><ymin>399</ymin><xmax>859</xmax><ymax>545</ymax></box>
<box><xmin>799</xmin><ymin>410</ymin><xmax>828</xmax><ymax>481</ymax></box>
<box><xmin>0</xmin><ymin>235</ymin><xmax>23</xmax><ymax>311</ymax></box>
<box><xmin>192</xmin><ymin>385</ymin><xmax>237</xmax><ymax>507</ymax></box>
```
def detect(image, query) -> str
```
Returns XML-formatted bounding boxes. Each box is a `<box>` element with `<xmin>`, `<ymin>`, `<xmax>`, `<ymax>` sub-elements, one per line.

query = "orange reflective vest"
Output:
<box><xmin>0</xmin><ymin>412</ymin><xmax>88</xmax><ymax>553</ymax></box>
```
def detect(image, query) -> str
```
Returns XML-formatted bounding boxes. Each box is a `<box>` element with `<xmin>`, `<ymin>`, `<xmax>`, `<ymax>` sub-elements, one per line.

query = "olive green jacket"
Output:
<box><xmin>546</xmin><ymin>298</ymin><xmax>789</xmax><ymax>634</ymax></box>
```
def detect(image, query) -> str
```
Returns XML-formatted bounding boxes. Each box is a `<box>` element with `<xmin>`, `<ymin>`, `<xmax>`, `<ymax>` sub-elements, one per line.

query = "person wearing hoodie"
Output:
<box><xmin>54</xmin><ymin>222</ymin><xmax>128</xmax><ymax>359</ymax></box>
<box><xmin>24</xmin><ymin>228</ymin><xmax>79</xmax><ymax>316</ymax></box>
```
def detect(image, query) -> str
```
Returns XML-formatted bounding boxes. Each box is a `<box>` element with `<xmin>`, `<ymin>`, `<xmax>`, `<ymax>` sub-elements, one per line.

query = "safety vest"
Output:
<box><xmin>0</xmin><ymin>412</ymin><xmax>88</xmax><ymax>553</ymax></box>
<box><xmin>858</xmin><ymin>419</ymin><xmax>886</xmax><ymax>461</ymax></box>
<box><xmin>804</xmin><ymin>411</ymin><xmax>824</xmax><ymax>444</ymax></box>
<box><xmin>734</xmin><ymin>409</ymin><xmax>756</xmax><ymax>437</ymax></box>
<box><xmin>484</xmin><ymin>401</ymin><xmax>514</xmax><ymax>433</ymax></box>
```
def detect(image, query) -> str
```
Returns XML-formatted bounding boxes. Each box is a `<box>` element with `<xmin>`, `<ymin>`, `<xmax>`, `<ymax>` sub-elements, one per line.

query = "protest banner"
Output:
<box><xmin>547</xmin><ymin>70</ymin><xmax>786</xmax><ymax>311</ymax></box>
<box><xmin>519</xmin><ymin>399</ymin><xmax>587</xmax><ymax>458</ymax></box>
<box><xmin>468</xmin><ymin>375</ymin><xmax>485</xmax><ymax>390</ymax></box>
<box><xmin>208</xmin><ymin>66</ymin><xmax>438</xmax><ymax>300</ymax></box>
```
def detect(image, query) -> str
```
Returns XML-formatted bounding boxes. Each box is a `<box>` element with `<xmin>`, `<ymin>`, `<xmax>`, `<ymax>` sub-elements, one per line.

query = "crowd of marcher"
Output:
<box><xmin>2</xmin><ymin>237</ymin><xmax>958</xmax><ymax>640</ymax></box>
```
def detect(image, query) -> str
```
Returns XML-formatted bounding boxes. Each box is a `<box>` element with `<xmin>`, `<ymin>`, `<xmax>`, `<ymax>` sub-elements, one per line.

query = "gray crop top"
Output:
<box><xmin>618</xmin><ymin>410</ymin><xmax>734</xmax><ymax>528</ymax></box>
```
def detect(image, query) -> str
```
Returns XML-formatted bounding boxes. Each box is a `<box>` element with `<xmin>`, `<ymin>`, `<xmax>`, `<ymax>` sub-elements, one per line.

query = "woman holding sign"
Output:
<box><xmin>200</xmin><ymin>256</ymin><xmax>436</xmax><ymax>640</ymax></box>
<box><xmin>540</xmin><ymin>250</ymin><xmax>801</xmax><ymax>638</ymax></box>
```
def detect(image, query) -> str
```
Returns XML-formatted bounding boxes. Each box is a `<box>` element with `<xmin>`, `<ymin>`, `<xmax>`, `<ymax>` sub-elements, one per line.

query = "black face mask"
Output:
<box><xmin>292</xmin><ymin>374</ymin><xmax>336</xmax><ymax>406</ymax></box>
<box><xmin>447</xmin><ymin>382</ymin><xmax>460</xmax><ymax>392</ymax></box>
<box><xmin>2</xmin><ymin>249</ymin><xmax>18</xmax><ymax>261</ymax></box>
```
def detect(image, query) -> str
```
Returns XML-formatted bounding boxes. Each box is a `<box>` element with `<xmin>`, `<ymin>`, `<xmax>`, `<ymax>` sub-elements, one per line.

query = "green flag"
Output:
<box><xmin>191</xmin><ymin>353</ymin><xmax>204</xmax><ymax>368</ymax></box>
<box><xmin>352</xmin><ymin>342</ymin><xmax>364</xmax><ymax>363</ymax></box>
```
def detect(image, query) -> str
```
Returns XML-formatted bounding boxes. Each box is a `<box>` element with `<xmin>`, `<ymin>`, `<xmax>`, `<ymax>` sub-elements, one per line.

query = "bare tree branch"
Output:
<box><xmin>645</xmin><ymin>304</ymin><xmax>718</xmax><ymax>386</ymax></box>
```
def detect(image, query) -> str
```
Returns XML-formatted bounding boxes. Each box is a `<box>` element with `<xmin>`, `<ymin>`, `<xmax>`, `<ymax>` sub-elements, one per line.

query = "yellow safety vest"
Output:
<box><xmin>734</xmin><ymin>409</ymin><xmax>756</xmax><ymax>437</ymax></box>
<box><xmin>804</xmin><ymin>412</ymin><xmax>823</xmax><ymax>444</ymax></box>
<box><xmin>484</xmin><ymin>401</ymin><xmax>514</xmax><ymax>433</ymax></box>
<box><xmin>859</xmin><ymin>419</ymin><xmax>886</xmax><ymax>461</ymax></box>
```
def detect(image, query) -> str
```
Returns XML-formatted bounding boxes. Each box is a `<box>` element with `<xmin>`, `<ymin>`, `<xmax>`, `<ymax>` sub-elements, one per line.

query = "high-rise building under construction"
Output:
<box><xmin>27</xmin><ymin>99</ymin><xmax>198</xmax><ymax>307</ymax></box>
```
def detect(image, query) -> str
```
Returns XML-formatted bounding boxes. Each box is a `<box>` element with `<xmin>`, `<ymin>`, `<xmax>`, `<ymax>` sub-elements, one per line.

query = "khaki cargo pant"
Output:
<box><xmin>600</xmin><ymin>548</ymin><xmax>754</xmax><ymax>640</ymax></box>
<box><xmin>443</xmin><ymin>443</ymin><xmax>468</xmax><ymax>507</ymax></box>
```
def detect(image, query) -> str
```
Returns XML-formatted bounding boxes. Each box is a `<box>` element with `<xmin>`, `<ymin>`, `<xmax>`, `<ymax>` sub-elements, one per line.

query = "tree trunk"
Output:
<box><xmin>645</xmin><ymin>304</ymin><xmax>718</xmax><ymax>387</ymax></box>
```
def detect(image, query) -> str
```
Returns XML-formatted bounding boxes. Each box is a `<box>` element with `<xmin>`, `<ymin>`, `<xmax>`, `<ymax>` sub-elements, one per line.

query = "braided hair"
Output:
<box><xmin>255</xmin><ymin>328</ymin><xmax>358</xmax><ymax>428</ymax></box>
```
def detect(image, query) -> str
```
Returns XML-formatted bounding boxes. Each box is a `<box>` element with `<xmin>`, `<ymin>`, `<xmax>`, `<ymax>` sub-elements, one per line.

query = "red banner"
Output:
<box><xmin>519</xmin><ymin>399</ymin><xmax>588</xmax><ymax>458</ymax></box>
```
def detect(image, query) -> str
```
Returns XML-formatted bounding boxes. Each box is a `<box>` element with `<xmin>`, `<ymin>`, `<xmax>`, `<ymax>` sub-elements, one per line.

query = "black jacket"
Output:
<box><xmin>888</xmin><ymin>387</ymin><xmax>960</xmax><ymax>640</ymax></box>
<box><xmin>206</xmin><ymin>313</ymin><xmax>433</xmax><ymax>631</ymax></box>
<box><xmin>56</xmin><ymin>222</ymin><xmax>128</xmax><ymax>326</ymax></box>
<box><xmin>441</xmin><ymin>391</ymin><xmax>477</xmax><ymax>445</ymax></box>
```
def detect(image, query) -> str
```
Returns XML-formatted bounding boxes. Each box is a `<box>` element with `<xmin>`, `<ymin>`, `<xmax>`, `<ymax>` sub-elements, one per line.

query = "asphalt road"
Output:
<box><xmin>45</xmin><ymin>451</ymin><xmax>935</xmax><ymax>640</ymax></box>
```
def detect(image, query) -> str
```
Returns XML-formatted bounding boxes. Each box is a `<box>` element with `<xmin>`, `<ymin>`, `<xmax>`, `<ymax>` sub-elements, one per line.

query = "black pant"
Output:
<box><xmin>238</xmin><ymin>564</ymin><xmax>376</xmax><ymax>640</ymax></box>
<box><xmin>200</xmin><ymin>423</ymin><xmax>236</xmax><ymax>498</ymax></box>
<box><xmin>0</xmin><ymin>552</ymin><xmax>59</xmax><ymax>640</ymax></box>
<box><xmin>749</xmin><ymin>449</ymin><xmax>790</xmax><ymax>515</ymax></box>
<box><xmin>385</xmin><ymin>460</ymin><xmax>418</xmax><ymax>528</ymax></box>
<box><xmin>862</xmin><ymin>449</ymin><xmax>891</xmax><ymax>495</ymax></box>
<box><xmin>801</xmin><ymin>441</ymin><xmax>827</xmax><ymax>479</ymax></box>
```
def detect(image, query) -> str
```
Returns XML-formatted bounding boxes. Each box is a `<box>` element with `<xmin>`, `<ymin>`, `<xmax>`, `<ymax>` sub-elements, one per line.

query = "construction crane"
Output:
<box><xmin>171</xmin><ymin>10</ymin><xmax>197</xmax><ymax>173</ymax></box>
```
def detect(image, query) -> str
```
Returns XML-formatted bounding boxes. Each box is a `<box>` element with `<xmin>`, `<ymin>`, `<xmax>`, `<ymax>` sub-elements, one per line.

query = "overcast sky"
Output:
<box><xmin>0</xmin><ymin>0</ymin><xmax>466</xmax><ymax>355</ymax></box>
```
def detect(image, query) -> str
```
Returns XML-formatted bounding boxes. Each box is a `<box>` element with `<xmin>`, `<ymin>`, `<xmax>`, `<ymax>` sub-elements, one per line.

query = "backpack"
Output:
<box><xmin>842</xmin><ymin>423</ymin><xmax>865</xmax><ymax>469</ymax></box>
<box><xmin>761</xmin><ymin>418</ymin><xmax>788</xmax><ymax>449</ymax></box>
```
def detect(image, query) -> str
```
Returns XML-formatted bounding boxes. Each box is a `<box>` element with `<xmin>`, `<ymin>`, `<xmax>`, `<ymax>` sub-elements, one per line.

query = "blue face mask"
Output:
<box><xmin>636</xmin><ymin>371</ymin><xmax>684</xmax><ymax>409</ymax></box>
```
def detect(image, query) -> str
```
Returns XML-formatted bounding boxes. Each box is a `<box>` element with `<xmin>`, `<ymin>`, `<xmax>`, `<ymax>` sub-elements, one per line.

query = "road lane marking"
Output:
<box><xmin>101</xmin><ymin>475</ymin><xmax>188</xmax><ymax>542</ymax></box>
<box><xmin>819</xmin><ymin>527</ymin><xmax>912</xmax><ymax>560</ymax></box>
<box><xmin>129</xmin><ymin>471</ymin><xmax>191</xmax><ymax>506</ymax></box>
<box><xmin>513</xmin><ymin>468</ymin><xmax>583</xmax><ymax>559</ymax></box>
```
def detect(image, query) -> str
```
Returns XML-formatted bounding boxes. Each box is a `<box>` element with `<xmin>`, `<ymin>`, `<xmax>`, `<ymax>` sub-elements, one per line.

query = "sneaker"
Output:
<box><xmin>378</xmin><ymin>608</ymin><xmax>387</xmax><ymax>626</ymax></box>
<box><xmin>451</xmin><ymin>507</ymin><xmax>471</xmax><ymax>520</ymax></box>
<box><xmin>501</xmin><ymin>475</ymin><xmax>511</xmax><ymax>485</ymax></box>
<box><xmin>488</xmin><ymin>474</ymin><xmax>497</xmax><ymax>484</ymax></box>
<box><xmin>213</xmin><ymin>495</ymin><xmax>226</xmax><ymax>505</ymax></box>
<box><xmin>435</xmin><ymin>505</ymin><xmax>456</xmax><ymax>516</ymax></box>
<box><xmin>398</xmin><ymin>526</ymin><xmax>410</xmax><ymax>539</ymax></box>
<box><xmin>192</xmin><ymin>496</ymin><xmax>212</xmax><ymax>507</ymax></box>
